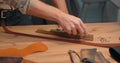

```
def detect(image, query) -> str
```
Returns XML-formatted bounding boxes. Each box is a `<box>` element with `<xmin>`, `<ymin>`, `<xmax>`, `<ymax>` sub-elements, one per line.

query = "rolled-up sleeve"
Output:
<box><xmin>3</xmin><ymin>0</ymin><xmax>30</xmax><ymax>14</ymax></box>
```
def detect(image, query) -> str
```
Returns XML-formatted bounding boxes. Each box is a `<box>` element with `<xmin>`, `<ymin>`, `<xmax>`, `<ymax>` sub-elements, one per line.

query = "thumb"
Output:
<box><xmin>57</xmin><ymin>25</ymin><xmax>63</xmax><ymax>30</ymax></box>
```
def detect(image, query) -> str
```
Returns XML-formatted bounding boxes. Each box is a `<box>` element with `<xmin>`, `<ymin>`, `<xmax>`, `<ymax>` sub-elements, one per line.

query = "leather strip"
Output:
<box><xmin>0</xmin><ymin>57</ymin><xmax>23</xmax><ymax>63</ymax></box>
<box><xmin>0</xmin><ymin>42</ymin><xmax>48</xmax><ymax>57</ymax></box>
<box><xmin>2</xmin><ymin>20</ymin><xmax>120</xmax><ymax>48</ymax></box>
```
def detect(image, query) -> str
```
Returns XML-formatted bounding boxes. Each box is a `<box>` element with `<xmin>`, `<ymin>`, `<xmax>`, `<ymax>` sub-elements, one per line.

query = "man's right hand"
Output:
<box><xmin>27</xmin><ymin>0</ymin><xmax>87</xmax><ymax>37</ymax></box>
<box><xmin>57</xmin><ymin>14</ymin><xmax>87</xmax><ymax>37</ymax></box>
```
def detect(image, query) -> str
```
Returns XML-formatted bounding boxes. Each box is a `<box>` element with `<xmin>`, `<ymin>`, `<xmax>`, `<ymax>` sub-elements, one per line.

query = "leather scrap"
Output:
<box><xmin>0</xmin><ymin>42</ymin><xmax>47</xmax><ymax>63</ymax></box>
<box><xmin>2</xmin><ymin>20</ymin><xmax>120</xmax><ymax>48</ymax></box>
<box><xmin>0</xmin><ymin>57</ymin><xmax>36</xmax><ymax>63</ymax></box>
<box><xmin>0</xmin><ymin>57</ymin><xmax>23</xmax><ymax>63</ymax></box>
<box><xmin>0</xmin><ymin>42</ymin><xmax>48</xmax><ymax>57</ymax></box>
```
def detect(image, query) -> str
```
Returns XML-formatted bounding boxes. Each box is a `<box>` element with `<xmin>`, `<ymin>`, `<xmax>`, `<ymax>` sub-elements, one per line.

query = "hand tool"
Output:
<box><xmin>80</xmin><ymin>48</ymin><xmax>97</xmax><ymax>63</ymax></box>
<box><xmin>81</xmin><ymin>58</ymin><xmax>97</xmax><ymax>63</ymax></box>
<box><xmin>68</xmin><ymin>50</ymin><xmax>81</xmax><ymax>63</ymax></box>
<box><xmin>80</xmin><ymin>48</ymin><xmax>110</xmax><ymax>63</ymax></box>
<box><xmin>95</xmin><ymin>52</ymin><xmax>110</xmax><ymax>63</ymax></box>
<box><xmin>36</xmin><ymin>29</ymin><xmax>94</xmax><ymax>41</ymax></box>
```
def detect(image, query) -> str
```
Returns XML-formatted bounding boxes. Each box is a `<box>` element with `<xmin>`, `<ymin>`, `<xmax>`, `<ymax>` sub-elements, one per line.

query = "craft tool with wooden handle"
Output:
<box><xmin>68</xmin><ymin>50</ymin><xmax>81</xmax><ymax>63</ymax></box>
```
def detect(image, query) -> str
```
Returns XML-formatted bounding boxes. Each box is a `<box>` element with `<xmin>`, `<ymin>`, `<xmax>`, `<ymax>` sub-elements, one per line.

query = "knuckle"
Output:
<box><xmin>66</xmin><ymin>28</ymin><xmax>71</xmax><ymax>34</ymax></box>
<box><xmin>74</xmin><ymin>22</ymin><xmax>80</xmax><ymax>27</ymax></box>
<box><xmin>71</xmin><ymin>25</ymin><xmax>76</xmax><ymax>29</ymax></box>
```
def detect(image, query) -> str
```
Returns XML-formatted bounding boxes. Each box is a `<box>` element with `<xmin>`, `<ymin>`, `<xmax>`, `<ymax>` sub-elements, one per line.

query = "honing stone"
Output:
<box><xmin>36</xmin><ymin>29</ymin><xmax>94</xmax><ymax>41</ymax></box>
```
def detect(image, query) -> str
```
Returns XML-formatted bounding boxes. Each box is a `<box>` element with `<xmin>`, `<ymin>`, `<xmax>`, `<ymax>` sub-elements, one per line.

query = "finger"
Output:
<box><xmin>57</xmin><ymin>25</ymin><xmax>63</xmax><ymax>30</ymax></box>
<box><xmin>79</xmin><ymin>19</ymin><xmax>87</xmax><ymax>34</ymax></box>
<box><xmin>62</xmin><ymin>24</ymin><xmax>72</xmax><ymax>35</ymax></box>
<box><xmin>71</xmin><ymin>24</ymin><xmax>77</xmax><ymax>35</ymax></box>
<box><xmin>66</xmin><ymin>27</ymin><xmax>72</xmax><ymax>35</ymax></box>
<box><xmin>58</xmin><ymin>22</ymin><xmax>72</xmax><ymax>34</ymax></box>
<box><xmin>76</xmin><ymin>24</ymin><xmax>85</xmax><ymax>38</ymax></box>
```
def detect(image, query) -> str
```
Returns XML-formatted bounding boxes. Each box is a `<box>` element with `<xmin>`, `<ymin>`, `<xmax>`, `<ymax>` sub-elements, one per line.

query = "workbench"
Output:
<box><xmin>0</xmin><ymin>22</ymin><xmax>120</xmax><ymax>63</ymax></box>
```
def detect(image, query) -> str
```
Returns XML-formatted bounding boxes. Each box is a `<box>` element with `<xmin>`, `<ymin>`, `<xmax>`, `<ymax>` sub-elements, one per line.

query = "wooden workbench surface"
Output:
<box><xmin>0</xmin><ymin>22</ymin><xmax>120</xmax><ymax>63</ymax></box>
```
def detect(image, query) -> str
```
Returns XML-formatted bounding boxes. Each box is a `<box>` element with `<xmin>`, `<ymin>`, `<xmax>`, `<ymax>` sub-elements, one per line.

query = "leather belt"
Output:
<box><xmin>2</xmin><ymin>20</ymin><xmax>120</xmax><ymax>48</ymax></box>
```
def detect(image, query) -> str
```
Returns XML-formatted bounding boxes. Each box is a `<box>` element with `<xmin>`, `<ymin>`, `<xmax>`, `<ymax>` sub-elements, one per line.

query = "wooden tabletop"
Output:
<box><xmin>0</xmin><ymin>22</ymin><xmax>120</xmax><ymax>63</ymax></box>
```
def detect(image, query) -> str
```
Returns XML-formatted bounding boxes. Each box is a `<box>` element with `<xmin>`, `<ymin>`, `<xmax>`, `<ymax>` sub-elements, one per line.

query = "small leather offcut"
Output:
<box><xmin>0</xmin><ymin>57</ymin><xmax>36</xmax><ymax>63</ymax></box>
<box><xmin>0</xmin><ymin>42</ymin><xmax>48</xmax><ymax>57</ymax></box>
<box><xmin>0</xmin><ymin>57</ymin><xmax>23</xmax><ymax>63</ymax></box>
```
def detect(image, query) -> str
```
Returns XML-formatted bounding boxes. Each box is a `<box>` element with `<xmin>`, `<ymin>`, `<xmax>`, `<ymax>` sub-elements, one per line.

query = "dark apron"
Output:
<box><xmin>0</xmin><ymin>9</ymin><xmax>32</xmax><ymax>26</ymax></box>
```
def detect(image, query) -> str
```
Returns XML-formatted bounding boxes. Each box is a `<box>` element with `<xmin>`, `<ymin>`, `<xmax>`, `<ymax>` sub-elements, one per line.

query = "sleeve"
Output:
<box><xmin>3</xmin><ymin>0</ymin><xmax>30</xmax><ymax>14</ymax></box>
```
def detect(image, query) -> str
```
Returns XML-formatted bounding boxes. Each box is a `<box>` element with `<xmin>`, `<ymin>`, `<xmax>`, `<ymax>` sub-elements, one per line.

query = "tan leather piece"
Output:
<box><xmin>0</xmin><ymin>42</ymin><xmax>48</xmax><ymax>57</ymax></box>
<box><xmin>2</xmin><ymin>20</ymin><xmax>120</xmax><ymax>48</ymax></box>
<box><xmin>21</xmin><ymin>42</ymin><xmax>48</xmax><ymax>56</ymax></box>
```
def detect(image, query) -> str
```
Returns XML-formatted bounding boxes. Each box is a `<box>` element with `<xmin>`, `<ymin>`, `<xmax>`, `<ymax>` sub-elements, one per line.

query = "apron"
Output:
<box><xmin>0</xmin><ymin>1</ymin><xmax>32</xmax><ymax>26</ymax></box>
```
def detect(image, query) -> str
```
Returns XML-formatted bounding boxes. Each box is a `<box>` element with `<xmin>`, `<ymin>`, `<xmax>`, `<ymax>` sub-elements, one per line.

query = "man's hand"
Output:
<box><xmin>52</xmin><ymin>0</ymin><xmax>86</xmax><ymax>37</ymax></box>
<box><xmin>57</xmin><ymin>14</ymin><xmax>87</xmax><ymax>37</ymax></box>
<box><xmin>28</xmin><ymin>0</ymin><xmax>87</xmax><ymax>37</ymax></box>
